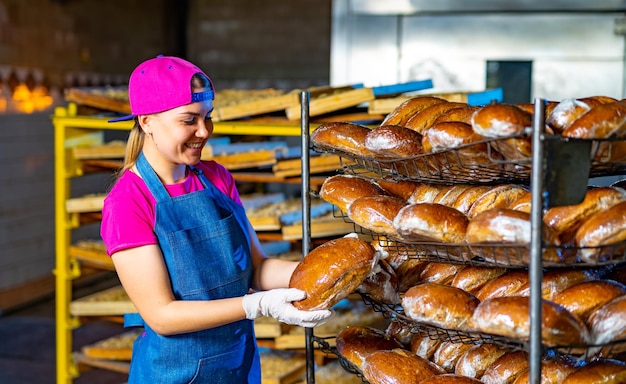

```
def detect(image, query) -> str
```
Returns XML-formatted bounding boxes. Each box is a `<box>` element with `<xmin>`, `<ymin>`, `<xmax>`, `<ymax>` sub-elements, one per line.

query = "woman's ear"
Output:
<box><xmin>138</xmin><ymin>115</ymin><xmax>152</xmax><ymax>134</ymax></box>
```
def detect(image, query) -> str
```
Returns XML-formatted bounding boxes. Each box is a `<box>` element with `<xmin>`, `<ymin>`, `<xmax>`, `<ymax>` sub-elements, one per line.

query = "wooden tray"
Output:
<box><xmin>81</xmin><ymin>329</ymin><xmax>141</xmax><ymax>361</ymax></box>
<box><xmin>285</xmin><ymin>87</ymin><xmax>375</xmax><ymax>120</ymax></box>
<box><xmin>66</xmin><ymin>194</ymin><xmax>106</xmax><ymax>213</ymax></box>
<box><xmin>69</xmin><ymin>240</ymin><xmax>114</xmax><ymax>270</ymax></box>
<box><xmin>70</xmin><ymin>285</ymin><xmax>136</xmax><ymax>316</ymax></box>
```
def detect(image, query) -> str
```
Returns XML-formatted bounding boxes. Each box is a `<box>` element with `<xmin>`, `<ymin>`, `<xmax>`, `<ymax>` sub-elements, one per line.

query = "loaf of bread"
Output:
<box><xmin>335</xmin><ymin>325</ymin><xmax>403</xmax><ymax>369</ymax></box>
<box><xmin>468</xmin><ymin>296</ymin><xmax>590</xmax><ymax>347</ymax></box>
<box><xmin>376</xmin><ymin>179</ymin><xmax>421</xmax><ymax>201</ymax></box>
<box><xmin>382</xmin><ymin>96</ymin><xmax>448</xmax><ymax>126</ymax></box>
<box><xmin>418</xmin><ymin>262</ymin><xmax>466</xmax><ymax>285</ymax></box>
<box><xmin>410</xmin><ymin>333</ymin><xmax>442</xmax><ymax>361</ymax></box>
<box><xmin>588</xmin><ymin>295</ymin><xmax>626</xmax><ymax>355</ymax></box>
<box><xmin>311</xmin><ymin>121</ymin><xmax>375</xmax><ymax>157</ymax></box>
<box><xmin>319</xmin><ymin>174</ymin><xmax>387</xmax><ymax>213</ymax></box>
<box><xmin>474</xmin><ymin>270</ymin><xmax>529</xmax><ymax>302</ymax></box>
<box><xmin>574</xmin><ymin>200</ymin><xmax>626</xmax><ymax>263</ymax></box>
<box><xmin>515</xmin><ymin>268</ymin><xmax>598</xmax><ymax>301</ymax></box>
<box><xmin>480</xmin><ymin>351</ymin><xmax>529</xmax><ymax>384</ymax></box>
<box><xmin>552</xmin><ymin>280</ymin><xmax>626</xmax><ymax>323</ymax></box>
<box><xmin>516</xmin><ymin>100</ymin><xmax>559</xmax><ymax>120</ymax></box>
<box><xmin>432</xmin><ymin>105</ymin><xmax>481</xmax><ymax>125</ymax></box>
<box><xmin>466</xmin><ymin>208</ymin><xmax>563</xmax><ymax>264</ymax></box>
<box><xmin>432</xmin><ymin>184</ymin><xmax>473</xmax><ymax>207</ymax></box>
<box><xmin>561</xmin><ymin>359</ymin><xmax>626</xmax><ymax>384</ymax></box>
<box><xmin>452</xmin><ymin>185</ymin><xmax>493</xmax><ymax>215</ymax></box>
<box><xmin>348</xmin><ymin>194</ymin><xmax>407</xmax><ymax>237</ymax></box>
<box><xmin>507</xmin><ymin>191</ymin><xmax>532</xmax><ymax>213</ymax></box>
<box><xmin>466</xmin><ymin>184</ymin><xmax>529</xmax><ymax>219</ymax></box>
<box><xmin>405</xmin><ymin>102</ymin><xmax>469</xmax><ymax>134</ymax></box>
<box><xmin>455</xmin><ymin>344</ymin><xmax>507</xmax><ymax>379</ymax></box>
<box><xmin>356</xmin><ymin>259</ymin><xmax>400</xmax><ymax>304</ymax></box>
<box><xmin>546</xmin><ymin>97</ymin><xmax>616</xmax><ymax>133</ymax></box>
<box><xmin>419</xmin><ymin>374</ymin><xmax>483</xmax><ymax>384</ymax></box>
<box><xmin>362</xmin><ymin>348</ymin><xmax>445</xmax><ymax>384</ymax></box>
<box><xmin>402</xmin><ymin>282</ymin><xmax>480</xmax><ymax>331</ymax></box>
<box><xmin>385</xmin><ymin>320</ymin><xmax>413</xmax><ymax>347</ymax></box>
<box><xmin>409</xmin><ymin>184</ymin><xmax>450</xmax><ymax>204</ymax></box>
<box><xmin>543</xmin><ymin>186</ymin><xmax>626</xmax><ymax>239</ymax></box>
<box><xmin>289</xmin><ymin>235</ymin><xmax>376</xmax><ymax>310</ymax></box>
<box><xmin>450</xmin><ymin>266</ymin><xmax>507</xmax><ymax>295</ymax></box>
<box><xmin>511</xmin><ymin>354</ymin><xmax>577</xmax><ymax>384</ymax></box>
<box><xmin>364</xmin><ymin>124</ymin><xmax>424</xmax><ymax>158</ymax></box>
<box><xmin>394</xmin><ymin>203</ymin><xmax>469</xmax><ymax>244</ymax></box>
<box><xmin>433</xmin><ymin>342</ymin><xmax>473</xmax><ymax>373</ymax></box>
<box><xmin>395</xmin><ymin>258</ymin><xmax>431</xmax><ymax>293</ymax></box>
<box><xmin>471</xmin><ymin>104</ymin><xmax>533</xmax><ymax>160</ymax></box>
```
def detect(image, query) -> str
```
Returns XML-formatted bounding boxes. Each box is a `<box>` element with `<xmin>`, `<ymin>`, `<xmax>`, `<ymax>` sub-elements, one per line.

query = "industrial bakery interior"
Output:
<box><xmin>3</xmin><ymin>0</ymin><xmax>626</xmax><ymax>383</ymax></box>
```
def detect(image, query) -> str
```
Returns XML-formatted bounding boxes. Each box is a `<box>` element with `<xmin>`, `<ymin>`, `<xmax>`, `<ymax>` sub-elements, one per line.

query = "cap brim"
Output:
<box><xmin>108</xmin><ymin>114</ymin><xmax>135</xmax><ymax>123</ymax></box>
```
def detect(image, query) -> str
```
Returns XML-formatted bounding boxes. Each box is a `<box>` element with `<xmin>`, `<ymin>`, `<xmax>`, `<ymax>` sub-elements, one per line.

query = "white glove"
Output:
<box><xmin>242</xmin><ymin>288</ymin><xmax>334</xmax><ymax>328</ymax></box>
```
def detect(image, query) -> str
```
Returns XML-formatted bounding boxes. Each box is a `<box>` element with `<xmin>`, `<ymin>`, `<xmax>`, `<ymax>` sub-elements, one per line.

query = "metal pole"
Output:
<box><xmin>529</xmin><ymin>98</ymin><xmax>546</xmax><ymax>384</ymax></box>
<box><xmin>300</xmin><ymin>91</ymin><xmax>315</xmax><ymax>384</ymax></box>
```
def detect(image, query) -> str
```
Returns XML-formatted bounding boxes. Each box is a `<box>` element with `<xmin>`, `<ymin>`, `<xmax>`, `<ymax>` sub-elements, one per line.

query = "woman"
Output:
<box><xmin>102</xmin><ymin>55</ymin><xmax>332</xmax><ymax>383</ymax></box>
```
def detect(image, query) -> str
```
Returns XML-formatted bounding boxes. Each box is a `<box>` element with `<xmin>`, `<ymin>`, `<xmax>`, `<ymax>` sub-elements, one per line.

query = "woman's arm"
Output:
<box><xmin>112</xmin><ymin>244</ymin><xmax>247</xmax><ymax>336</ymax></box>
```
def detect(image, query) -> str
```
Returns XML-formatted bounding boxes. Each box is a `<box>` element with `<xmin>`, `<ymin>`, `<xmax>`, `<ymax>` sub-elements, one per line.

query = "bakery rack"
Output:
<box><xmin>300</xmin><ymin>97</ymin><xmax>626</xmax><ymax>384</ymax></box>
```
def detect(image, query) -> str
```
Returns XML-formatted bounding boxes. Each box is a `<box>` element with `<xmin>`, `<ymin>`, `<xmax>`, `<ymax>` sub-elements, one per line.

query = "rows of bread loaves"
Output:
<box><xmin>319</xmin><ymin>174</ymin><xmax>626</xmax><ymax>264</ymax></box>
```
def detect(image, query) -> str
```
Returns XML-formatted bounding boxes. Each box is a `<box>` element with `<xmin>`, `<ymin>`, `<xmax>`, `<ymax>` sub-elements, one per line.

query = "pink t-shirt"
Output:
<box><xmin>100</xmin><ymin>160</ymin><xmax>242</xmax><ymax>256</ymax></box>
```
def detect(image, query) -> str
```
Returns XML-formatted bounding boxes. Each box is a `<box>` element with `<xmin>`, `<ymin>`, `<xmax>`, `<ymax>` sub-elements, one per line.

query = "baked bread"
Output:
<box><xmin>432</xmin><ymin>105</ymin><xmax>481</xmax><ymax>125</ymax></box>
<box><xmin>515</xmin><ymin>268</ymin><xmax>598</xmax><ymax>301</ymax></box>
<box><xmin>362</xmin><ymin>348</ymin><xmax>445</xmax><ymax>384</ymax></box>
<box><xmin>466</xmin><ymin>208</ymin><xmax>563</xmax><ymax>264</ymax></box>
<box><xmin>468</xmin><ymin>296</ymin><xmax>590</xmax><ymax>347</ymax></box>
<box><xmin>395</xmin><ymin>258</ymin><xmax>431</xmax><ymax>293</ymax></box>
<box><xmin>507</xmin><ymin>191</ymin><xmax>532</xmax><ymax>213</ymax></box>
<box><xmin>543</xmin><ymin>186</ymin><xmax>626</xmax><ymax>239</ymax></box>
<box><xmin>574</xmin><ymin>200</ymin><xmax>626</xmax><ymax>263</ymax></box>
<box><xmin>382</xmin><ymin>96</ymin><xmax>448</xmax><ymax>126</ymax></box>
<box><xmin>348</xmin><ymin>195</ymin><xmax>407</xmax><ymax>237</ymax></box>
<box><xmin>319</xmin><ymin>174</ymin><xmax>387</xmax><ymax>213</ymax></box>
<box><xmin>552</xmin><ymin>280</ymin><xmax>626</xmax><ymax>323</ymax></box>
<box><xmin>452</xmin><ymin>185</ymin><xmax>493</xmax><ymax>215</ymax></box>
<box><xmin>588</xmin><ymin>295</ymin><xmax>626</xmax><ymax>355</ymax></box>
<box><xmin>418</xmin><ymin>262</ymin><xmax>466</xmax><ymax>285</ymax></box>
<box><xmin>289</xmin><ymin>235</ymin><xmax>376</xmax><ymax>310</ymax></box>
<box><xmin>561</xmin><ymin>359</ymin><xmax>626</xmax><ymax>384</ymax></box>
<box><xmin>419</xmin><ymin>374</ymin><xmax>483</xmax><ymax>384</ymax></box>
<box><xmin>474</xmin><ymin>270</ymin><xmax>530</xmax><ymax>302</ymax></box>
<box><xmin>311</xmin><ymin>121</ymin><xmax>375</xmax><ymax>157</ymax></box>
<box><xmin>356</xmin><ymin>259</ymin><xmax>400</xmax><ymax>304</ymax></box>
<box><xmin>454</xmin><ymin>344</ymin><xmax>507</xmax><ymax>379</ymax></box>
<box><xmin>511</xmin><ymin>354</ymin><xmax>577</xmax><ymax>384</ymax></box>
<box><xmin>335</xmin><ymin>325</ymin><xmax>403</xmax><ymax>369</ymax></box>
<box><xmin>405</xmin><ymin>102</ymin><xmax>469</xmax><ymax>134</ymax></box>
<box><xmin>432</xmin><ymin>184</ymin><xmax>473</xmax><ymax>207</ymax></box>
<box><xmin>471</xmin><ymin>104</ymin><xmax>533</xmax><ymax>161</ymax></box>
<box><xmin>466</xmin><ymin>184</ymin><xmax>529</xmax><ymax>219</ymax></box>
<box><xmin>410</xmin><ymin>333</ymin><xmax>442</xmax><ymax>360</ymax></box>
<box><xmin>516</xmin><ymin>100</ymin><xmax>559</xmax><ymax>120</ymax></box>
<box><xmin>394</xmin><ymin>203</ymin><xmax>469</xmax><ymax>244</ymax></box>
<box><xmin>433</xmin><ymin>341</ymin><xmax>474</xmax><ymax>373</ymax></box>
<box><xmin>422</xmin><ymin>121</ymin><xmax>494</xmax><ymax>161</ymax></box>
<box><xmin>376</xmin><ymin>179</ymin><xmax>421</xmax><ymax>201</ymax></box>
<box><xmin>364</xmin><ymin>124</ymin><xmax>424</xmax><ymax>158</ymax></box>
<box><xmin>409</xmin><ymin>184</ymin><xmax>451</xmax><ymax>204</ymax></box>
<box><xmin>480</xmin><ymin>351</ymin><xmax>529</xmax><ymax>384</ymax></box>
<box><xmin>546</xmin><ymin>97</ymin><xmax>615</xmax><ymax>133</ymax></box>
<box><xmin>402</xmin><ymin>282</ymin><xmax>480</xmax><ymax>331</ymax></box>
<box><xmin>450</xmin><ymin>266</ymin><xmax>508</xmax><ymax>295</ymax></box>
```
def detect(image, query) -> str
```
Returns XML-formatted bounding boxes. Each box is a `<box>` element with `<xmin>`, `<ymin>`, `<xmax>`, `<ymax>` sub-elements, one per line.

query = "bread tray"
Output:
<box><xmin>330</xmin><ymin>206</ymin><xmax>626</xmax><ymax>268</ymax></box>
<box><xmin>359</xmin><ymin>293</ymin><xmax>626</xmax><ymax>360</ymax></box>
<box><xmin>313</xmin><ymin>136</ymin><xmax>626</xmax><ymax>185</ymax></box>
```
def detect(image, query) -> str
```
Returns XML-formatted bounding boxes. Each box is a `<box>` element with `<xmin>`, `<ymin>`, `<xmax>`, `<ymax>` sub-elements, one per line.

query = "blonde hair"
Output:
<box><xmin>117</xmin><ymin>72</ymin><xmax>213</xmax><ymax>177</ymax></box>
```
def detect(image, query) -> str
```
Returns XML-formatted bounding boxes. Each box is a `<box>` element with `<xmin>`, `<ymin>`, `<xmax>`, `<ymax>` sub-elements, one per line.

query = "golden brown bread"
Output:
<box><xmin>418</xmin><ymin>262</ymin><xmax>466</xmax><ymax>285</ymax></box>
<box><xmin>454</xmin><ymin>344</ymin><xmax>507</xmax><ymax>379</ymax></box>
<box><xmin>395</xmin><ymin>258</ymin><xmax>431</xmax><ymax>293</ymax></box>
<box><xmin>543</xmin><ymin>186</ymin><xmax>626</xmax><ymax>238</ymax></box>
<box><xmin>552</xmin><ymin>279</ymin><xmax>626</xmax><ymax>323</ymax></box>
<box><xmin>348</xmin><ymin>195</ymin><xmax>407</xmax><ymax>237</ymax></box>
<box><xmin>516</xmin><ymin>100</ymin><xmax>559</xmax><ymax>120</ymax></box>
<box><xmin>394</xmin><ymin>203</ymin><xmax>469</xmax><ymax>243</ymax></box>
<box><xmin>409</xmin><ymin>184</ymin><xmax>450</xmax><ymax>204</ymax></box>
<box><xmin>468</xmin><ymin>296</ymin><xmax>590</xmax><ymax>347</ymax></box>
<box><xmin>382</xmin><ymin>96</ymin><xmax>448</xmax><ymax>126</ymax></box>
<box><xmin>410</xmin><ymin>333</ymin><xmax>442</xmax><ymax>360</ymax></box>
<box><xmin>289</xmin><ymin>235</ymin><xmax>376</xmax><ymax>310</ymax></box>
<box><xmin>511</xmin><ymin>354</ymin><xmax>577</xmax><ymax>384</ymax></box>
<box><xmin>481</xmin><ymin>351</ymin><xmax>529</xmax><ymax>384</ymax></box>
<box><xmin>433</xmin><ymin>185</ymin><xmax>473</xmax><ymax>207</ymax></box>
<box><xmin>452</xmin><ymin>185</ymin><xmax>493</xmax><ymax>215</ymax></box>
<box><xmin>422</xmin><ymin>122</ymin><xmax>486</xmax><ymax>153</ymax></box>
<box><xmin>364</xmin><ymin>124</ymin><xmax>424</xmax><ymax>158</ymax></box>
<box><xmin>356</xmin><ymin>259</ymin><xmax>400</xmax><ymax>304</ymax></box>
<box><xmin>546</xmin><ymin>97</ymin><xmax>614</xmax><ymax>133</ymax></box>
<box><xmin>319</xmin><ymin>174</ymin><xmax>387</xmax><ymax>213</ymax></box>
<box><xmin>362</xmin><ymin>348</ymin><xmax>445</xmax><ymax>384</ymax></box>
<box><xmin>466</xmin><ymin>184</ymin><xmax>529</xmax><ymax>219</ymax></box>
<box><xmin>450</xmin><ymin>266</ymin><xmax>507</xmax><ymax>295</ymax></box>
<box><xmin>588</xmin><ymin>295</ymin><xmax>626</xmax><ymax>354</ymax></box>
<box><xmin>562</xmin><ymin>99</ymin><xmax>626</xmax><ymax>139</ymax></box>
<box><xmin>574</xmin><ymin>200</ymin><xmax>626</xmax><ymax>263</ymax></box>
<box><xmin>434</xmin><ymin>342</ymin><xmax>474</xmax><ymax>373</ymax></box>
<box><xmin>385</xmin><ymin>321</ymin><xmax>413</xmax><ymax>347</ymax></box>
<box><xmin>470</xmin><ymin>103</ymin><xmax>533</xmax><ymax>160</ymax></box>
<box><xmin>432</xmin><ymin>105</ymin><xmax>481</xmax><ymax>125</ymax></box>
<box><xmin>405</xmin><ymin>102</ymin><xmax>469</xmax><ymax>134</ymax></box>
<box><xmin>466</xmin><ymin>208</ymin><xmax>563</xmax><ymax>264</ymax></box>
<box><xmin>402</xmin><ymin>282</ymin><xmax>480</xmax><ymax>331</ymax></box>
<box><xmin>419</xmin><ymin>374</ymin><xmax>483</xmax><ymax>384</ymax></box>
<box><xmin>507</xmin><ymin>191</ymin><xmax>532</xmax><ymax>213</ymax></box>
<box><xmin>561</xmin><ymin>359</ymin><xmax>626</xmax><ymax>384</ymax></box>
<box><xmin>311</xmin><ymin>121</ymin><xmax>375</xmax><ymax>157</ymax></box>
<box><xmin>335</xmin><ymin>325</ymin><xmax>403</xmax><ymax>369</ymax></box>
<box><xmin>474</xmin><ymin>270</ymin><xmax>530</xmax><ymax>302</ymax></box>
<box><xmin>376</xmin><ymin>179</ymin><xmax>421</xmax><ymax>201</ymax></box>
<box><xmin>515</xmin><ymin>269</ymin><xmax>598</xmax><ymax>301</ymax></box>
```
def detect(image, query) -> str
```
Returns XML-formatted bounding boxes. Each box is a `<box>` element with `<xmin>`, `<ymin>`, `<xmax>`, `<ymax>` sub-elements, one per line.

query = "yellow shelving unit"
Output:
<box><xmin>52</xmin><ymin>103</ymin><xmax>305</xmax><ymax>384</ymax></box>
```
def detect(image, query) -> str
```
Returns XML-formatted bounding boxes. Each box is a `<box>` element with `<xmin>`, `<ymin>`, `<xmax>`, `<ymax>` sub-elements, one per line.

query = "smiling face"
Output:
<box><xmin>138</xmin><ymin>93</ymin><xmax>214</xmax><ymax>184</ymax></box>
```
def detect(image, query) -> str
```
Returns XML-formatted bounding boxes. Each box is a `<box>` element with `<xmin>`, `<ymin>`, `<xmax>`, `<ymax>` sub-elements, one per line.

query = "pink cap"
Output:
<box><xmin>109</xmin><ymin>55</ymin><xmax>214</xmax><ymax>122</ymax></box>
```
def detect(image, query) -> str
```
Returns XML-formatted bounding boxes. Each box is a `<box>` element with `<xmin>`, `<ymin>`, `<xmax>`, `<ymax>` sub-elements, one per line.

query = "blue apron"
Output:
<box><xmin>124</xmin><ymin>152</ymin><xmax>260</xmax><ymax>384</ymax></box>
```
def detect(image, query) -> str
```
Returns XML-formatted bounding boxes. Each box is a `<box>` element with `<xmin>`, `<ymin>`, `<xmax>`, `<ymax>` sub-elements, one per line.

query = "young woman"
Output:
<box><xmin>102</xmin><ymin>55</ymin><xmax>332</xmax><ymax>383</ymax></box>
